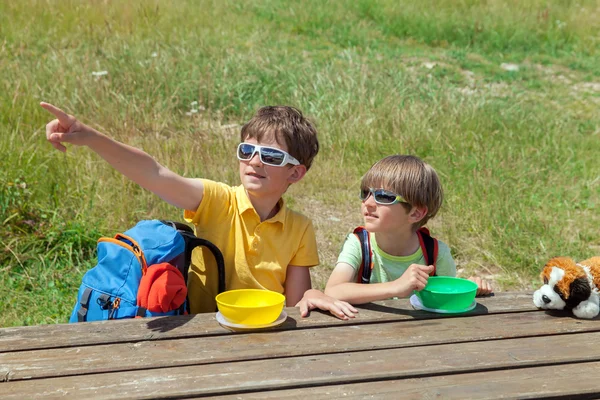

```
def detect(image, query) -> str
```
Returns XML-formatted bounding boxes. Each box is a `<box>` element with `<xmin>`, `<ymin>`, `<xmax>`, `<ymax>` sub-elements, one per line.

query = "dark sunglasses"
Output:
<box><xmin>237</xmin><ymin>143</ymin><xmax>300</xmax><ymax>167</ymax></box>
<box><xmin>359</xmin><ymin>187</ymin><xmax>408</xmax><ymax>205</ymax></box>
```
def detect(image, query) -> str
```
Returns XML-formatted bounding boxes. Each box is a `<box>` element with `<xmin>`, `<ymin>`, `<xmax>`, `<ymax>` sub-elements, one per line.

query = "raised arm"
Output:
<box><xmin>41</xmin><ymin>102</ymin><xmax>204</xmax><ymax>211</ymax></box>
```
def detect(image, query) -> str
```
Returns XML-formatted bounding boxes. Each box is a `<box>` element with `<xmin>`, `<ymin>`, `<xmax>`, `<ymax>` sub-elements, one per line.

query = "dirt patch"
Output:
<box><xmin>573</xmin><ymin>82</ymin><xmax>600</xmax><ymax>93</ymax></box>
<box><xmin>294</xmin><ymin>195</ymin><xmax>361</xmax><ymax>290</ymax></box>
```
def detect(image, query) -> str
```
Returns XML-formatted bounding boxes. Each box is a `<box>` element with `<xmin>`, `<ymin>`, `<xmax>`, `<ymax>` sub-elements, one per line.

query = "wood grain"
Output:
<box><xmin>1</xmin><ymin>309</ymin><xmax>594</xmax><ymax>381</ymax></box>
<box><xmin>212</xmin><ymin>361</ymin><xmax>600</xmax><ymax>400</ymax></box>
<box><xmin>0</xmin><ymin>292</ymin><xmax>535</xmax><ymax>353</ymax></box>
<box><xmin>3</xmin><ymin>331</ymin><xmax>600</xmax><ymax>399</ymax></box>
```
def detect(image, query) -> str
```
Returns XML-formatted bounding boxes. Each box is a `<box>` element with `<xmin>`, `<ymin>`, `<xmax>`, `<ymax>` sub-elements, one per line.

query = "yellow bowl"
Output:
<box><xmin>215</xmin><ymin>289</ymin><xmax>285</xmax><ymax>326</ymax></box>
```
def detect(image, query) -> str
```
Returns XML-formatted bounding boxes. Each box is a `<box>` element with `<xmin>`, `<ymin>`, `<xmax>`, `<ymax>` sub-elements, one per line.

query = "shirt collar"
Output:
<box><xmin>235</xmin><ymin>185</ymin><xmax>286</xmax><ymax>225</ymax></box>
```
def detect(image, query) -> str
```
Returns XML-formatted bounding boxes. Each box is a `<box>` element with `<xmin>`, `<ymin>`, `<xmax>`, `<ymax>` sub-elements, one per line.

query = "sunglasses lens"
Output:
<box><xmin>238</xmin><ymin>143</ymin><xmax>255</xmax><ymax>160</ymax></box>
<box><xmin>374</xmin><ymin>190</ymin><xmax>397</xmax><ymax>204</ymax></box>
<box><xmin>260</xmin><ymin>147</ymin><xmax>285</xmax><ymax>166</ymax></box>
<box><xmin>359</xmin><ymin>188</ymin><xmax>370</xmax><ymax>201</ymax></box>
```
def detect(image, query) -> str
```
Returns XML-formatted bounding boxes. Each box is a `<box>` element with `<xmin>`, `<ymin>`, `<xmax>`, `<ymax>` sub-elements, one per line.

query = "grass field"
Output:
<box><xmin>1</xmin><ymin>0</ymin><xmax>599</xmax><ymax>327</ymax></box>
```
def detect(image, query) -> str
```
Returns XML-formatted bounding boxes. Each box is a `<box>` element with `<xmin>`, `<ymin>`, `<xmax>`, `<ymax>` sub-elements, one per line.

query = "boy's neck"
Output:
<box><xmin>374</xmin><ymin>229</ymin><xmax>420</xmax><ymax>257</ymax></box>
<box><xmin>246</xmin><ymin>190</ymin><xmax>282</xmax><ymax>221</ymax></box>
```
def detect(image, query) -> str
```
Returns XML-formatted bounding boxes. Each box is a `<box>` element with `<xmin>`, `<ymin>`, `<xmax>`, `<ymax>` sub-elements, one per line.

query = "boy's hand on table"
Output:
<box><xmin>392</xmin><ymin>264</ymin><xmax>435</xmax><ymax>297</ymax></box>
<box><xmin>296</xmin><ymin>289</ymin><xmax>358</xmax><ymax>320</ymax></box>
<box><xmin>468</xmin><ymin>276</ymin><xmax>493</xmax><ymax>296</ymax></box>
<box><xmin>41</xmin><ymin>102</ymin><xmax>92</xmax><ymax>152</ymax></box>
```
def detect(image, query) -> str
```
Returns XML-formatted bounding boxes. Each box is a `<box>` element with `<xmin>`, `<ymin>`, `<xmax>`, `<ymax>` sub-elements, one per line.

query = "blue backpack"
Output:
<box><xmin>69</xmin><ymin>220</ymin><xmax>225</xmax><ymax>322</ymax></box>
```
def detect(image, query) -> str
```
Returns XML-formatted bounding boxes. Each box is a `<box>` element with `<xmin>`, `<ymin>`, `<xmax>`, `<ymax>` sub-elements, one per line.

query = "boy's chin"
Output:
<box><xmin>243</xmin><ymin>182</ymin><xmax>266</xmax><ymax>193</ymax></box>
<box><xmin>363</xmin><ymin>221</ymin><xmax>379</xmax><ymax>231</ymax></box>
<box><xmin>243</xmin><ymin>182</ymin><xmax>282</xmax><ymax>198</ymax></box>
<box><xmin>242</xmin><ymin>175</ymin><xmax>265</xmax><ymax>189</ymax></box>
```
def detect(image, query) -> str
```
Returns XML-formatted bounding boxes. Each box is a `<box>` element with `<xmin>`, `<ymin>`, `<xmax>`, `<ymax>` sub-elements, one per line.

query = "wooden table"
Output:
<box><xmin>1</xmin><ymin>291</ymin><xmax>599</xmax><ymax>399</ymax></box>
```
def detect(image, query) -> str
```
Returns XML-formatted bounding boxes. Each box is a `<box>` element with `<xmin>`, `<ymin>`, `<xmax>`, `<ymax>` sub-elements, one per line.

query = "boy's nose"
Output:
<box><xmin>362</xmin><ymin>194</ymin><xmax>377</xmax><ymax>208</ymax></box>
<box><xmin>248</xmin><ymin>153</ymin><xmax>262</xmax><ymax>166</ymax></box>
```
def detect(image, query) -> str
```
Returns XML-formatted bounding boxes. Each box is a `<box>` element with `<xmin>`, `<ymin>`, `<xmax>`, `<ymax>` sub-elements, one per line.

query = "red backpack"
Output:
<box><xmin>354</xmin><ymin>226</ymin><xmax>438</xmax><ymax>284</ymax></box>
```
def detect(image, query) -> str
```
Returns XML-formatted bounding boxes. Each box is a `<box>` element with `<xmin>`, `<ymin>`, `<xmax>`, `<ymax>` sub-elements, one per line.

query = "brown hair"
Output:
<box><xmin>361</xmin><ymin>155</ymin><xmax>443</xmax><ymax>228</ymax></box>
<box><xmin>240</xmin><ymin>106</ymin><xmax>319</xmax><ymax>170</ymax></box>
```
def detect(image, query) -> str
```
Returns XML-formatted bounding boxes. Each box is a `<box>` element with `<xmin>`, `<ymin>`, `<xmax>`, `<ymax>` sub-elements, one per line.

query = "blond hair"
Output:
<box><xmin>361</xmin><ymin>155</ymin><xmax>443</xmax><ymax>228</ymax></box>
<box><xmin>240</xmin><ymin>106</ymin><xmax>319</xmax><ymax>170</ymax></box>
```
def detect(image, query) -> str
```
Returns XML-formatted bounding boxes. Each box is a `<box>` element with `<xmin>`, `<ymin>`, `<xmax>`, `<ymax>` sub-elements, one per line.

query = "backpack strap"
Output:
<box><xmin>160</xmin><ymin>220</ymin><xmax>194</xmax><ymax>235</ymax></box>
<box><xmin>160</xmin><ymin>220</ymin><xmax>227</xmax><ymax>314</ymax></box>
<box><xmin>179</xmin><ymin>232</ymin><xmax>226</xmax><ymax>294</ymax></box>
<box><xmin>99</xmin><ymin>234</ymin><xmax>148</xmax><ymax>275</ymax></box>
<box><xmin>353</xmin><ymin>227</ymin><xmax>373</xmax><ymax>284</ymax></box>
<box><xmin>76</xmin><ymin>287</ymin><xmax>93</xmax><ymax>322</ymax></box>
<box><xmin>355</xmin><ymin>226</ymin><xmax>439</xmax><ymax>284</ymax></box>
<box><xmin>160</xmin><ymin>220</ymin><xmax>226</xmax><ymax>294</ymax></box>
<box><xmin>417</xmin><ymin>227</ymin><xmax>438</xmax><ymax>276</ymax></box>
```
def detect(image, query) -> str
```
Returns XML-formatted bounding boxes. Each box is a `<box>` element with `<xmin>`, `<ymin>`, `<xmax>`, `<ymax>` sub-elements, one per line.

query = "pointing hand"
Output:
<box><xmin>40</xmin><ymin>102</ymin><xmax>88</xmax><ymax>152</ymax></box>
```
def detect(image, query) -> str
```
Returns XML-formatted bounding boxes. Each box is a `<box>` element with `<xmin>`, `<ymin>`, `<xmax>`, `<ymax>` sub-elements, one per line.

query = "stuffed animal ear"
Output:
<box><xmin>541</xmin><ymin>257</ymin><xmax>573</xmax><ymax>283</ymax></box>
<box><xmin>540</xmin><ymin>265</ymin><xmax>553</xmax><ymax>284</ymax></box>
<box><xmin>566</xmin><ymin>277</ymin><xmax>592</xmax><ymax>308</ymax></box>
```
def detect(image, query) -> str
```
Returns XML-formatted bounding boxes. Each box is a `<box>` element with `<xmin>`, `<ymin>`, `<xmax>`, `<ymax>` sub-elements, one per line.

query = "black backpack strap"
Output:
<box><xmin>355</xmin><ymin>226</ymin><xmax>438</xmax><ymax>283</ymax></box>
<box><xmin>77</xmin><ymin>287</ymin><xmax>93</xmax><ymax>322</ymax></box>
<box><xmin>181</xmin><ymin>233</ymin><xmax>226</xmax><ymax>314</ymax></box>
<box><xmin>160</xmin><ymin>220</ymin><xmax>194</xmax><ymax>235</ymax></box>
<box><xmin>417</xmin><ymin>227</ymin><xmax>438</xmax><ymax>276</ymax></box>
<box><xmin>136</xmin><ymin>307</ymin><xmax>147</xmax><ymax>318</ymax></box>
<box><xmin>160</xmin><ymin>220</ymin><xmax>225</xmax><ymax>291</ymax></box>
<box><xmin>178</xmin><ymin>231</ymin><xmax>226</xmax><ymax>294</ymax></box>
<box><xmin>161</xmin><ymin>220</ymin><xmax>226</xmax><ymax>313</ymax></box>
<box><xmin>353</xmin><ymin>227</ymin><xmax>373</xmax><ymax>284</ymax></box>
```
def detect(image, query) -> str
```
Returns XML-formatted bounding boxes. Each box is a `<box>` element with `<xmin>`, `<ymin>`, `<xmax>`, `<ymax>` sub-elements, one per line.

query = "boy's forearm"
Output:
<box><xmin>81</xmin><ymin>125</ymin><xmax>202</xmax><ymax>210</ymax></box>
<box><xmin>325</xmin><ymin>282</ymin><xmax>399</xmax><ymax>304</ymax></box>
<box><xmin>85</xmin><ymin>127</ymin><xmax>164</xmax><ymax>189</ymax></box>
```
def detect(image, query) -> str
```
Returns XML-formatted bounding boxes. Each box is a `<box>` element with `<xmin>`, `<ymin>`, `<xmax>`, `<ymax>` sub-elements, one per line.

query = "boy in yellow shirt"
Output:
<box><xmin>41</xmin><ymin>102</ymin><xmax>357</xmax><ymax>320</ymax></box>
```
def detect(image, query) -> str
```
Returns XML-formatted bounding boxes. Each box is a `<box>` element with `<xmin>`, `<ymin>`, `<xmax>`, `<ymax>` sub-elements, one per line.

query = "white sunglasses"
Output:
<box><xmin>237</xmin><ymin>142</ymin><xmax>300</xmax><ymax>167</ymax></box>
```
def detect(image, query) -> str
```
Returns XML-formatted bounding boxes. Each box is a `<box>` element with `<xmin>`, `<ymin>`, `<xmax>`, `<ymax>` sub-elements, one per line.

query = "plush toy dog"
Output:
<box><xmin>533</xmin><ymin>256</ymin><xmax>600</xmax><ymax>319</ymax></box>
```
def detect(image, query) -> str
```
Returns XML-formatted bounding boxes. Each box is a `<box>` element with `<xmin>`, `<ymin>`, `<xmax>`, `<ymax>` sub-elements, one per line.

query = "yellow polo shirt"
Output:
<box><xmin>183</xmin><ymin>179</ymin><xmax>320</xmax><ymax>313</ymax></box>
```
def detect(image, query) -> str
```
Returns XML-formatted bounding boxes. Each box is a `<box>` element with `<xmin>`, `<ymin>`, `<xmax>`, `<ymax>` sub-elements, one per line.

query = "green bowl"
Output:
<box><xmin>415</xmin><ymin>277</ymin><xmax>477</xmax><ymax>311</ymax></box>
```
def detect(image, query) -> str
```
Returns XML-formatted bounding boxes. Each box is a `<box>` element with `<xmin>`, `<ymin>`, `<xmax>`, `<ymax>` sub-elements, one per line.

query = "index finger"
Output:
<box><xmin>327</xmin><ymin>305</ymin><xmax>348</xmax><ymax>320</ymax></box>
<box><xmin>340</xmin><ymin>301</ymin><xmax>358</xmax><ymax>313</ymax></box>
<box><xmin>295</xmin><ymin>299</ymin><xmax>309</xmax><ymax>317</ymax></box>
<box><xmin>40</xmin><ymin>102</ymin><xmax>70</xmax><ymax>122</ymax></box>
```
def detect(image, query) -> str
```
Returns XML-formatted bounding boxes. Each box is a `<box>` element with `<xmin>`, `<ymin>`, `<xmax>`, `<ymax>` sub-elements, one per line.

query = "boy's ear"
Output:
<box><xmin>287</xmin><ymin>165</ymin><xmax>307</xmax><ymax>184</ymax></box>
<box><xmin>408</xmin><ymin>206</ymin><xmax>428</xmax><ymax>224</ymax></box>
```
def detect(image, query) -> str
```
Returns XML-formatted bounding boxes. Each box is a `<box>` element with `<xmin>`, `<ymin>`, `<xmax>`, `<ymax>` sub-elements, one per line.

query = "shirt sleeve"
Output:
<box><xmin>336</xmin><ymin>233</ymin><xmax>362</xmax><ymax>271</ymax></box>
<box><xmin>289</xmin><ymin>220</ymin><xmax>320</xmax><ymax>267</ymax></box>
<box><xmin>435</xmin><ymin>240</ymin><xmax>457</xmax><ymax>277</ymax></box>
<box><xmin>183</xmin><ymin>179</ymin><xmax>232</xmax><ymax>227</ymax></box>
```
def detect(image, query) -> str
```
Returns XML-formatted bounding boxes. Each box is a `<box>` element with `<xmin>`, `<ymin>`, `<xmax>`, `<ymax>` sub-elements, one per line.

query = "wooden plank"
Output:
<box><xmin>3</xmin><ymin>332</ymin><xmax>600</xmax><ymax>399</ymax></box>
<box><xmin>212</xmin><ymin>361</ymin><xmax>600</xmax><ymax>400</ymax></box>
<box><xmin>0</xmin><ymin>292</ymin><xmax>535</xmax><ymax>353</ymax></box>
<box><xmin>1</xmin><ymin>310</ymin><xmax>595</xmax><ymax>381</ymax></box>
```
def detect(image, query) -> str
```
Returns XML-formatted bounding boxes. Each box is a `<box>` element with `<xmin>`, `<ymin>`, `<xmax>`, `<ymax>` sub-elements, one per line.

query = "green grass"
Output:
<box><xmin>1</xmin><ymin>0</ymin><xmax>599</xmax><ymax>326</ymax></box>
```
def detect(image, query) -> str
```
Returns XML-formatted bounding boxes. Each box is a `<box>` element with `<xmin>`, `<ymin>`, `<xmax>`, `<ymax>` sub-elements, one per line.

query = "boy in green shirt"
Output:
<box><xmin>325</xmin><ymin>155</ymin><xmax>492</xmax><ymax>304</ymax></box>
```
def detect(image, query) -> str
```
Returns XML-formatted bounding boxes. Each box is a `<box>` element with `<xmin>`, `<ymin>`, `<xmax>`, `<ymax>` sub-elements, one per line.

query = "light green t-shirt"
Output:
<box><xmin>336</xmin><ymin>232</ymin><xmax>456</xmax><ymax>285</ymax></box>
